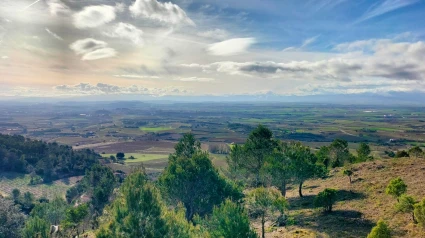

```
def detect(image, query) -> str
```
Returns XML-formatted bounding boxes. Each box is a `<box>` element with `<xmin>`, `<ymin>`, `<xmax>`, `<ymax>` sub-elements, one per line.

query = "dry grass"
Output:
<box><xmin>264</xmin><ymin>158</ymin><xmax>425</xmax><ymax>237</ymax></box>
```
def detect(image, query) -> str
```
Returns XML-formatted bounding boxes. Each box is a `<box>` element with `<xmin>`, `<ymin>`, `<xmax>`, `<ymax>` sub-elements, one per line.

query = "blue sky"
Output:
<box><xmin>0</xmin><ymin>0</ymin><xmax>425</xmax><ymax>99</ymax></box>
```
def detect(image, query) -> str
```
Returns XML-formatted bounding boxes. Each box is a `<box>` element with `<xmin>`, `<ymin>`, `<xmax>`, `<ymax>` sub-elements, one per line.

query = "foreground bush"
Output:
<box><xmin>367</xmin><ymin>220</ymin><xmax>391</xmax><ymax>238</ymax></box>
<box><xmin>199</xmin><ymin>199</ymin><xmax>257</xmax><ymax>238</ymax></box>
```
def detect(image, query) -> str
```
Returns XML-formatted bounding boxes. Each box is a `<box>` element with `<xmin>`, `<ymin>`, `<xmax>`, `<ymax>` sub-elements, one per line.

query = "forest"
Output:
<box><xmin>1</xmin><ymin>125</ymin><xmax>425</xmax><ymax>238</ymax></box>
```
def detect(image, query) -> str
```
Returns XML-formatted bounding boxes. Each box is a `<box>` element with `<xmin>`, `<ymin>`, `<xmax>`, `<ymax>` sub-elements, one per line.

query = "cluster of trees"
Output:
<box><xmin>0</xmin><ymin>134</ymin><xmax>100</xmax><ymax>182</ymax></box>
<box><xmin>97</xmin><ymin>134</ymin><xmax>256</xmax><ymax>238</ymax></box>
<box><xmin>228</xmin><ymin>125</ymin><xmax>328</xmax><ymax>197</ymax></box>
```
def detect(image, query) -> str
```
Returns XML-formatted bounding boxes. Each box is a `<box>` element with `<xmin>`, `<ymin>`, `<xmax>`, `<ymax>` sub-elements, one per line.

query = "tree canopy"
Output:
<box><xmin>159</xmin><ymin>134</ymin><xmax>242</xmax><ymax>220</ymax></box>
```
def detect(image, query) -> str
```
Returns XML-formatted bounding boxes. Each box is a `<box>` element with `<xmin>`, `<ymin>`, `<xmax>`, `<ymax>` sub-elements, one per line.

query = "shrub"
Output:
<box><xmin>367</xmin><ymin>220</ymin><xmax>391</xmax><ymax>238</ymax></box>
<box><xmin>314</xmin><ymin>188</ymin><xmax>338</xmax><ymax>213</ymax></box>
<box><xmin>385</xmin><ymin>177</ymin><xmax>407</xmax><ymax>202</ymax></box>
<box><xmin>395</xmin><ymin>194</ymin><xmax>417</xmax><ymax>222</ymax></box>
<box><xmin>414</xmin><ymin>198</ymin><xmax>425</xmax><ymax>227</ymax></box>
<box><xmin>395</xmin><ymin>150</ymin><xmax>409</xmax><ymax>158</ymax></box>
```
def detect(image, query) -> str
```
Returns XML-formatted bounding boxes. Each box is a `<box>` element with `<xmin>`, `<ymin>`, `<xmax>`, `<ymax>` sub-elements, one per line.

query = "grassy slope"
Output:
<box><xmin>0</xmin><ymin>172</ymin><xmax>82</xmax><ymax>199</ymax></box>
<box><xmin>266</xmin><ymin>158</ymin><xmax>425</xmax><ymax>238</ymax></box>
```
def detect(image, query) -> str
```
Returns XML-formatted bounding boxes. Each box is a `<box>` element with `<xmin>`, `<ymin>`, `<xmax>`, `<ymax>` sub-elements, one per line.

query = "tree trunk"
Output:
<box><xmin>298</xmin><ymin>181</ymin><xmax>303</xmax><ymax>197</ymax></box>
<box><xmin>413</xmin><ymin>213</ymin><xmax>417</xmax><ymax>224</ymax></box>
<box><xmin>349</xmin><ymin>176</ymin><xmax>352</xmax><ymax>184</ymax></box>
<box><xmin>261</xmin><ymin>213</ymin><xmax>265</xmax><ymax>238</ymax></box>
<box><xmin>256</xmin><ymin>171</ymin><xmax>260</xmax><ymax>187</ymax></box>
<box><xmin>280</xmin><ymin>180</ymin><xmax>287</xmax><ymax>197</ymax></box>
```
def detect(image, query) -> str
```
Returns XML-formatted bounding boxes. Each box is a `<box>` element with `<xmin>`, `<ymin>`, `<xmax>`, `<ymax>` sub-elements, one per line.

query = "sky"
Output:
<box><xmin>0</xmin><ymin>0</ymin><xmax>425</xmax><ymax>100</ymax></box>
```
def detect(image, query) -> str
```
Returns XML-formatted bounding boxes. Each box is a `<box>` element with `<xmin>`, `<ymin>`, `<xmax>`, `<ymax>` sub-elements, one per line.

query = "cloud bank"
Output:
<box><xmin>70</xmin><ymin>38</ymin><xmax>117</xmax><ymax>60</ymax></box>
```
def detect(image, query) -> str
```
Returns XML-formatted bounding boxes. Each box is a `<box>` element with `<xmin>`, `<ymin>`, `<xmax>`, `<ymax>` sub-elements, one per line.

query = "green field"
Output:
<box><xmin>103</xmin><ymin>153</ymin><xmax>168</xmax><ymax>163</ymax></box>
<box><xmin>139</xmin><ymin>126</ymin><xmax>173</xmax><ymax>132</ymax></box>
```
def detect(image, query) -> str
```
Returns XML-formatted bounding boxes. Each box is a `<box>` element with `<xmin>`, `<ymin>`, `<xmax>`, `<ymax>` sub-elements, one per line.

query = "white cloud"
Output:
<box><xmin>47</xmin><ymin>0</ymin><xmax>71</xmax><ymax>16</ymax></box>
<box><xmin>175</xmin><ymin>77</ymin><xmax>215</xmax><ymax>82</ymax></box>
<box><xmin>104</xmin><ymin>23</ymin><xmax>144</xmax><ymax>45</ymax></box>
<box><xmin>70</xmin><ymin>38</ymin><xmax>107</xmax><ymax>55</ymax></box>
<box><xmin>129</xmin><ymin>0</ymin><xmax>195</xmax><ymax>26</ymax></box>
<box><xmin>81</xmin><ymin>48</ymin><xmax>117</xmax><ymax>61</ymax></box>
<box><xmin>187</xmin><ymin>39</ymin><xmax>425</xmax><ymax>82</ymax></box>
<box><xmin>301</xmin><ymin>35</ymin><xmax>320</xmax><ymax>48</ymax></box>
<box><xmin>70</xmin><ymin>38</ymin><xmax>116</xmax><ymax>61</ymax></box>
<box><xmin>53</xmin><ymin>83</ymin><xmax>189</xmax><ymax>96</ymax></box>
<box><xmin>1</xmin><ymin>56</ymin><xmax>8</xmax><ymax>59</ymax></box>
<box><xmin>207</xmin><ymin>38</ymin><xmax>256</xmax><ymax>56</ymax></box>
<box><xmin>114</xmin><ymin>74</ymin><xmax>160</xmax><ymax>79</ymax></box>
<box><xmin>73</xmin><ymin>5</ymin><xmax>116</xmax><ymax>29</ymax></box>
<box><xmin>45</xmin><ymin>28</ymin><xmax>63</xmax><ymax>41</ymax></box>
<box><xmin>197</xmin><ymin>29</ymin><xmax>229</xmax><ymax>40</ymax></box>
<box><xmin>357</xmin><ymin>0</ymin><xmax>420</xmax><ymax>23</ymax></box>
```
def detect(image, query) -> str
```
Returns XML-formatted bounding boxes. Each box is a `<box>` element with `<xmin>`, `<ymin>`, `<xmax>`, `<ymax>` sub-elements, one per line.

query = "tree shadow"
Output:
<box><xmin>287</xmin><ymin>190</ymin><xmax>366</xmax><ymax>211</ymax></box>
<box><xmin>287</xmin><ymin>195</ymin><xmax>316</xmax><ymax>210</ymax></box>
<box><xmin>337</xmin><ymin>189</ymin><xmax>366</xmax><ymax>201</ymax></box>
<box><xmin>292</xmin><ymin>209</ymin><xmax>374</xmax><ymax>238</ymax></box>
<box><xmin>61</xmin><ymin>177</ymin><xmax>70</xmax><ymax>185</ymax></box>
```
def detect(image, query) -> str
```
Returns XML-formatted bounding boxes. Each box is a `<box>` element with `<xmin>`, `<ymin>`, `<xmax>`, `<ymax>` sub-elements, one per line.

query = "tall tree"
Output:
<box><xmin>328</xmin><ymin>139</ymin><xmax>351</xmax><ymax>167</ymax></box>
<box><xmin>357</xmin><ymin>142</ymin><xmax>371</xmax><ymax>161</ymax></box>
<box><xmin>96</xmin><ymin>169</ymin><xmax>201</xmax><ymax>238</ymax></box>
<box><xmin>243</xmin><ymin>125</ymin><xmax>278</xmax><ymax>186</ymax></box>
<box><xmin>264</xmin><ymin>148</ymin><xmax>291</xmax><ymax>197</ymax></box>
<box><xmin>160</xmin><ymin>135</ymin><xmax>241</xmax><ymax>220</ymax></box>
<box><xmin>285</xmin><ymin>142</ymin><xmax>327</xmax><ymax>197</ymax></box>
<box><xmin>246</xmin><ymin>187</ymin><xmax>287</xmax><ymax>238</ymax></box>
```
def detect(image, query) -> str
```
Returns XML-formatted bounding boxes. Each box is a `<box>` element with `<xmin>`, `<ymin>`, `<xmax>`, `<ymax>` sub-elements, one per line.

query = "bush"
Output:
<box><xmin>385</xmin><ymin>177</ymin><xmax>407</xmax><ymax>201</ymax></box>
<box><xmin>395</xmin><ymin>150</ymin><xmax>409</xmax><ymax>158</ymax></box>
<box><xmin>395</xmin><ymin>194</ymin><xmax>417</xmax><ymax>222</ymax></box>
<box><xmin>414</xmin><ymin>198</ymin><xmax>425</xmax><ymax>227</ymax></box>
<box><xmin>200</xmin><ymin>199</ymin><xmax>257</xmax><ymax>238</ymax></box>
<box><xmin>367</xmin><ymin>220</ymin><xmax>391</xmax><ymax>238</ymax></box>
<box><xmin>314</xmin><ymin>188</ymin><xmax>338</xmax><ymax>213</ymax></box>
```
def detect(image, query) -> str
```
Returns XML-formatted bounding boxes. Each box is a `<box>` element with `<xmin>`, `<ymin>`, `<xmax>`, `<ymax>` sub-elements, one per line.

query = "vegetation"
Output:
<box><xmin>0</xmin><ymin>134</ymin><xmax>99</xmax><ymax>181</ymax></box>
<box><xmin>159</xmin><ymin>134</ymin><xmax>242</xmax><ymax>220</ymax></box>
<box><xmin>314</xmin><ymin>188</ymin><xmax>338</xmax><ymax>213</ymax></box>
<box><xmin>246</xmin><ymin>187</ymin><xmax>287</xmax><ymax>238</ymax></box>
<box><xmin>385</xmin><ymin>177</ymin><xmax>407</xmax><ymax>202</ymax></box>
<box><xmin>96</xmin><ymin>169</ymin><xmax>202</xmax><ymax>238</ymax></box>
<box><xmin>0</xmin><ymin>197</ymin><xmax>25</xmax><ymax>238</ymax></box>
<box><xmin>367</xmin><ymin>220</ymin><xmax>391</xmax><ymax>238</ymax></box>
<box><xmin>342</xmin><ymin>169</ymin><xmax>354</xmax><ymax>184</ymax></box>
<box><xmin>396</xmin><ymin>194</ymin><xmax>417</xmax><ymax>223</ymax></box>
<box><xmin>357</xmin><ymin>142</ymin><xmax>372</xmax><ymax>161</ymax></box>
<box><xmin>414</xmin><ymin>198</ymin><xmax>425</xmax><ymax>227</ymax></box>
<box><xmin>22</xmin><ymin>217</ymin><xmax>50</xmax><ymax>238</ymax></box>
<box><xmin>199</xmin><ymin>199</ymin><xmax>257</xmax><ymax>238</ymax></box>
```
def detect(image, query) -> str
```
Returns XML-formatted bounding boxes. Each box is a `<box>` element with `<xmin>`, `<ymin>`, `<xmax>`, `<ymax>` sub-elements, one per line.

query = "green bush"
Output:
<box><xmin>367</xmin><ymin>220</ymin><xmax>391</xmax><ymax>238</ymax></box>
<box><xmin>414</xmin><ymin>198</ymin><xmax>425</xmax><ymax>227</ymax></box>
<box><xmin>385</xmin><ymin>177</ymin><xmax>407</xmax><ymax>202</ymax></box>
<box><xmin>314</xmin><ymin>188</ymin><xmax>337</xmax><ymax>213</ymax></box>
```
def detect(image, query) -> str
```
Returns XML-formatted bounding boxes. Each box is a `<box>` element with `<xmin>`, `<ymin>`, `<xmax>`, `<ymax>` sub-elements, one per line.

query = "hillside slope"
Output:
<box><xmin>268</xmin><ymin>158</ymin><xmax>425</xmax><ymax>237</ymax></box>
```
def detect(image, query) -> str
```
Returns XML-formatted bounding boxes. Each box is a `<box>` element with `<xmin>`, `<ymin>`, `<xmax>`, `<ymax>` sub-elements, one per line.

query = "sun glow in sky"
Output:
<box><xmin>1</xmin><ymin>0</ymin><xmax>425</xmax><ymax>99</ymax></box>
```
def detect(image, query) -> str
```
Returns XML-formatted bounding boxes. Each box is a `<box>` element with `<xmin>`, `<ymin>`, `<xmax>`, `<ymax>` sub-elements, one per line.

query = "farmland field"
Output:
<box><xmin>1</xmin><ymin>101</ymin><xmax>425</xmax><ymax>174</ymax></box>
